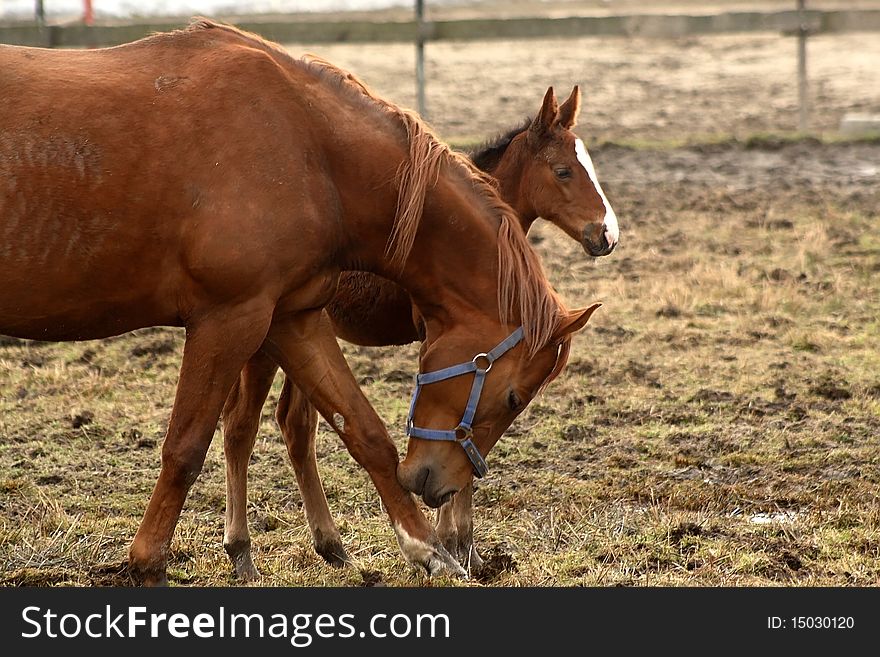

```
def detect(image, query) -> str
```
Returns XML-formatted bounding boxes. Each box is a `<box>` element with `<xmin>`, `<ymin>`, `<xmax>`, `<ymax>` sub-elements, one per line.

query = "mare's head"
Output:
<box><xmin>482</xmin><ymin>86</ymin><xmax>619</xmax><ymax>257</ymax></box>
<box><xmin>398</xmin><ymin>302</ymin><xmax>600</xmax><ymax>507</ymax></box>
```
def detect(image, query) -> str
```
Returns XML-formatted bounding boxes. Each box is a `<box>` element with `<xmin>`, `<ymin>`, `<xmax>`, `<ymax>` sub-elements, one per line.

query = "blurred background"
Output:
<box><xmin>2</xmin><ymin>1</ymin><xmax>878</xmax><ymax>144</ymax></box>
<box><xmin>2</xmin><ymin>2</ymin><xmax>880</xmax><ymax>587</ymax></box>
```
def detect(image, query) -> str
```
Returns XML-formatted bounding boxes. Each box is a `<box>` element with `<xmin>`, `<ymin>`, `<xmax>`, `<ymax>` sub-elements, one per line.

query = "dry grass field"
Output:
<box><xmin>1</xmin><ymin>27</ymin><xmax>879</xmax><ymax>587</ymax></box>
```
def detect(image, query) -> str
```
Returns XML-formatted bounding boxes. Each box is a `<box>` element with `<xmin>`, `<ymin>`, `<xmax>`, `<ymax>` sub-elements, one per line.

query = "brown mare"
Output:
<box><xmin>221</xmin><ymin>87</ymin><xmax>620</xmax><ymax>578</ymax></box>
<box><xmin>0</xmin><ymin>20</ymin><xmax>599</xmax><ymax>585</ymax></box>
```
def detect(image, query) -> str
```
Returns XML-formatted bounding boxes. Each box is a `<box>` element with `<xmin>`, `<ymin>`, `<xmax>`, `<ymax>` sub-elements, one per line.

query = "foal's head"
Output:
<box><xmin>495</xmin><ymin>86</ymin><xmax>619</xmax><ymax>257</ymax></box>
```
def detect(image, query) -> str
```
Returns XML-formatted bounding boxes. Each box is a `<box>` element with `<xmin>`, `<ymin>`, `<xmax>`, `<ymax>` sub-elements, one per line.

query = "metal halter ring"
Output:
<box><xmin>472</xmin><ymin>353</ymin><xmax>492</xmax><ymax>373</ymax></box>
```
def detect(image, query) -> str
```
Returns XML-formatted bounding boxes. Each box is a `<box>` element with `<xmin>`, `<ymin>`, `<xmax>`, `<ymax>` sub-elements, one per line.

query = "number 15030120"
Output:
<box><xmin>768</xmin><ymin>616</ymin><xmax>854</xmax><ymax>629</ymax></box>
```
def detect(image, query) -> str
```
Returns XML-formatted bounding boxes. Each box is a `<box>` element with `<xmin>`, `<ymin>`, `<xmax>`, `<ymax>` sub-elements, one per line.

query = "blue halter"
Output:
<box><xmin>405</xmin><ymin>326</ymin><xmax>525</xmax><ymax>478</ymax></box>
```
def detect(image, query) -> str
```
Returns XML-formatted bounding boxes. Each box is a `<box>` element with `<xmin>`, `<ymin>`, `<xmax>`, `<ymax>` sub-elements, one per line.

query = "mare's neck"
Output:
<box><xmin>319</xmin><ymin>111</ymin><xmax>512</xmax><ymax>336</ymax></box>
<box><xmin>396</xmin><ymin>173</ymin><xmax>507</xmax><ymax>334</ymax></box>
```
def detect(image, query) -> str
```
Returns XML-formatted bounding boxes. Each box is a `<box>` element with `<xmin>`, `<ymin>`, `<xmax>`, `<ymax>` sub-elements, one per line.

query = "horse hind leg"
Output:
<box><xmin>128</xmin><ymin>302</ymin><xmax>273</xmax><ymax>586</ymax></box>
<box><xmin>221</xmin><ymin>351</ymin><xmax>278</xmax><ymax>581</ymax></box>
<box><xmin>277</xmin><ymin>375</ymin><xmax>349</xmax><ymax>567</ymax></box>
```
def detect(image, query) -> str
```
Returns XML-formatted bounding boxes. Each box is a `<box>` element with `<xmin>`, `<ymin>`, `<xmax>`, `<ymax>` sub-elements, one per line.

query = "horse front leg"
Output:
<box><xmin>276</xmin><ymin>376</ymin><xmax>349</xmax><ymax>567</ymax></box>
<box><xmin>221</xmin><ymin>351</ymin><xmax>279</xmax><ymax>581</ymax></box>
<box><xmin>262</xmin><ymin>309</ymin><xmax>465</xmax><ymax>577</ymax></box>
<box><xmin>128</xmin><ymin>301</ymin><xmax>274</xmax><ymax>586</ymax></box>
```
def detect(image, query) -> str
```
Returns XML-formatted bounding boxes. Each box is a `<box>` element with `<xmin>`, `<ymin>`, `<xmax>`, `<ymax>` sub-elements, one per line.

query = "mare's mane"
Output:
<box><xmin>182</xmin><ymin>19</ymin><xmax>568</xmax><ymax>362</ymax></box>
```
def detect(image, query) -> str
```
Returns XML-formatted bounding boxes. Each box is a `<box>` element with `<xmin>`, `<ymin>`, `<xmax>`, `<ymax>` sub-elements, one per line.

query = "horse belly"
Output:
<box><xmin>0</xmin><ymin>145</ymin><xmax>182</xmax><ymax>340</ymax></box>
<box><xmin>327</xmin><ymin>272</ymin><xmax>420</xmax><ymax>346</ymax></box>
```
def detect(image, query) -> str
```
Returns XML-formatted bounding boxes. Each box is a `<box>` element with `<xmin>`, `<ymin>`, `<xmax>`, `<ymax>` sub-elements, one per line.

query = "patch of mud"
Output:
<box><xmin>359</xmin><ymin>569</ymin><xmax>385</xmax><ymax>587</ymax></box>
<box><xmin>560</xmin><ymin>424</ymin><xmax>597</xmax><ymax>441</ymax></box>
<box><xmin>690</xmin><ymin>389</ymin><xmax>735</xmax><ymax>404</ymax></box>
<box><xmin>381</xmin><ymin>369</ymin><xmax>412</xmax><ymax>383</ymax></box>
<box><xmin>668</xmin><ymin>522</ymin><xmax>703</xmax><ymax>543</ymax></box>
<box><xmin>87</xmin><ymin>561</ymin><xmax>133</xmax><ymax>586</ymax></box>
<box><xmin>809</xmin><ymin>377</ymin><xmax>852</xmax><ymax>401</ymax></box>
<box><xmin>70</xmin><ymin>410</ymin><xmax>94</xmax><ymax>429</ymax></box>
<box><xmin>130</xmin><ymin>340</ymin><xmax>176</xmax><ymax>358</ymax></box>
<box><xmin>474</xmin><ymin>545</ymin><xmax>518</xmax><ymax>583</ymax></box>
<box><xmin>598</xmin><ymin>141</ymin><xmax>880</xmax><ymax>198</ymax></box>
<box><xmin>592</xmin><ymin>324</ymin><xmax>636</xmax><ymax>343</ymax></box>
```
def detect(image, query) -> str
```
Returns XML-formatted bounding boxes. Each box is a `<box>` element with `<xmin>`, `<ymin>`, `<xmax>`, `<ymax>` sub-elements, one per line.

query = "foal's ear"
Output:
<box><xmin>552</xmin><ymin>303</ymin><xmax>602</xmax><ymax>342</ymax></box>
<box><xmin>530</xmin><ymin>86</ymin><xmax>559</xmax><ymax>138</ymax></box>
<box><xmin>558</xmin><ymin>85</ymin><xmax>581</xmax><ymax>130</ymax></box>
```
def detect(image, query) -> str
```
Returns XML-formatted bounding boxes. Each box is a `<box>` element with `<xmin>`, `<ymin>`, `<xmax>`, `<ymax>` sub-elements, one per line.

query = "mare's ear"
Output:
<box><xmin>551</xmin><ymin>303</ymin><xmax>602</xmax><ymax>342</ymax></box>
<box><xmin>529</xmin><ymin>86</ymin><xmax>559</xmax><ymax>139</ymax></box>
<box><xmin>557</xmin><ymin>85</ymin><xmax>581</xmax><ymax>129</ymax></box>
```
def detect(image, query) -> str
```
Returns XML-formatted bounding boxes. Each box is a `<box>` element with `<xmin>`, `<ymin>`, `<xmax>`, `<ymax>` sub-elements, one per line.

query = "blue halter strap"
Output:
<box><xmin>406</xmin><ymin>326</ymin><xmax>525</xmax><ymax>478</ymax></box>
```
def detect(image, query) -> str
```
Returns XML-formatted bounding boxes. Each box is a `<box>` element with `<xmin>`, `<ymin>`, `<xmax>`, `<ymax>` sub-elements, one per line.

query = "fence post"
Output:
<box><xmin>35</xmin><ymin>0</ymin><xmax>45</xmax><ymax>25</ymax></box>
<box><xmin>797</xmin><ymin>0</ymin><xmax>809</xmax><ymax>132</ymax></box>
<box><xmin>415</xmin><ymin>0</ymin><xmax>427</xmax><ymax>117</ymax></box>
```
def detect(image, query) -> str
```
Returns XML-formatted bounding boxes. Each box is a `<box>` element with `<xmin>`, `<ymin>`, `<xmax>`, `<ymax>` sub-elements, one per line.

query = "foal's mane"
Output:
<box><xmin>467</xmin><ymin>118</ymin><xmax>532</xmax><ymax>173</ymax></box>
<box><xmin>182</xmin><ymin>19</ymin><xmax>568</xmax><ymax>360</ymax></box>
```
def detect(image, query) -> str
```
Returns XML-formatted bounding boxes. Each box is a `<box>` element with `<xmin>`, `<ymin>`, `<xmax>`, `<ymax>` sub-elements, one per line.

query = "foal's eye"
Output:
<box><xmin>554</xmin><ymin>167</ymin><xmax>572</xmax><ymax>180</ymax></box>
<box><xmin>507</xmin><ymin>389</ymin><xmax>524</xmax><ymax>411</ymax></box>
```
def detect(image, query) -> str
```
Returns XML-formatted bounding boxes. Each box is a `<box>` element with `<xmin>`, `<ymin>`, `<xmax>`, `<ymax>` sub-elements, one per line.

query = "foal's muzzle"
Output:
<box><xmin>583</xmin><ymin>222</ymin><xmax>618</xmax><ymax>257</ymax></box>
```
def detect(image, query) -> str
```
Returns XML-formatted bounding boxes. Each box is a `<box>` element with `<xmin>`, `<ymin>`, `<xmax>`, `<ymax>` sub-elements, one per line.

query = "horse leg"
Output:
<box><xmin>276</xmin><ymin>376</ymin><xmax>349</xmax><ymax>567</ymax></box>
<box><xmin>449</xmin><ymin>481</ymin><xmax>484</xmax><ymax>571</ymax></box>
<box><xmin>261</xmin><ymin>310</ymin><xmax>465</xmax><ymax>577</ymax></box>
<box><xmin>221</xmin><ymin>351</ymin><xmax>278</xmax><ymax>581</ymax></box>
<box><xmin>128</xmin><ymin>303</ymin><xmax>273</xmax><ymax>586</ymax></box>
<box><xmin>436</xmin><ymin>481</ymin><xmax>483</xmax><ymax>572</ymax></box>
<box><xmin>435</xmin><ymin>499</ymin><xmax>458</xmax><ymax>560</ymax></box>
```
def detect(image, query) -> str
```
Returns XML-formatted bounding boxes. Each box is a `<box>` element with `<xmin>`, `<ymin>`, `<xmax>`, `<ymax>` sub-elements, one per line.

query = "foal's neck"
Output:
<box><xmin>484</xmin><ymin>141</ymin><xmax>537</xmax><ymax>234</ymax></box>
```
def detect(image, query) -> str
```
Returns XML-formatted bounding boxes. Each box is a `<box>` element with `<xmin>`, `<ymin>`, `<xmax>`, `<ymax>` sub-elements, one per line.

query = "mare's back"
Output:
<box><xmin>0</xmin><ymin>27</ymin><xmax>326</xmax><ymax>341</ymax></box>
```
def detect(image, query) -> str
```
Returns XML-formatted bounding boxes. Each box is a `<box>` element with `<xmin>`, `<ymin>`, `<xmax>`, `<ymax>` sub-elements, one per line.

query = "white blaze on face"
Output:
<box><xmin>575</xmin><ymin>138</ymin><xmax>619</xmax><ymax>248</ymax></box>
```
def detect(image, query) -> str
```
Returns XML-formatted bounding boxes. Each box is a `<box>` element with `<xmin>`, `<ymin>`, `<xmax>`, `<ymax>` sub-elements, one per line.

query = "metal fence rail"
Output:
<box><xmin>3</xmin><ymin>8</ymin><xmax>879</xmax><ymax>49</ymax></box>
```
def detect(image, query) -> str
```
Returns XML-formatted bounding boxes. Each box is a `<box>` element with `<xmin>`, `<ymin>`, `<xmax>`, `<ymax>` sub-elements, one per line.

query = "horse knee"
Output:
<box><xmin>160</xmin><ymin>443</ymin><xmax>206</xmax><ymax>489</ymax></box>
<box><xmin>345</xmin><ymin>427</ymin><xmax>399</xmax><ymax>474</ymax></box>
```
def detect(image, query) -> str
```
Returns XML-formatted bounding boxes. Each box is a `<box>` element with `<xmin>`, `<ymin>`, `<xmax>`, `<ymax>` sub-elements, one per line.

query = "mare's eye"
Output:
<box><xmin>507</xmin><ymin>389</ymin><xmax>524</xmax><ymax>411</ymax></box>
<box><xmin>554</xmin><ymin>168</ymin><xmax>572</xmax><ymax>180</ymax></box>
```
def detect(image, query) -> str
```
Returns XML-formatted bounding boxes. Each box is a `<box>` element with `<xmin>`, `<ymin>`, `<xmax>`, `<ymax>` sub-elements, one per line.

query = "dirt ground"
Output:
<box><xmin>1</xmin><ymin>26</ymin><xmax>879</xmax><ymax>586</ymax></box>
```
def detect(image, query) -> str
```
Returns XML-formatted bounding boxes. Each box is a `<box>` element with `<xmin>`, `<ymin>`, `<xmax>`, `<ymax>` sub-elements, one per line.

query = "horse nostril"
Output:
<box><xmin>400</xmin><ymin>465</ymin><xmax>430</xmax><ymax>496</ymax></box>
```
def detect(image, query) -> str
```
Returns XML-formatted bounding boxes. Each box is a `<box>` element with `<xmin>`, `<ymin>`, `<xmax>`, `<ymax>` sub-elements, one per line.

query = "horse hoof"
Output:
<box><xmin>426</xmin><ymin>543</ymin><xmax>468</xmax><ymax>578</ymax></box>
<box><xmin>128</xmin><ymin>564</ymin><xmax>169</xmax><ymax>587</ymax></box>
<box><xmin>463</xmin><ymin>545</ymin><xmax>484</xmax><ymax>573</ymax></box>
<box><xmin>234</xmin><ymin>556</ymin><xmax>261</xmax><ymax>582</ymax></box>
<box><xmin>315</xmin><ymin>539</ymin><xmax>350</xmax><ymax>568</ymax></box>
<box><xmin>393</xmin><ymin>524</ymin><xmax>467</xmax><ymax>578</ymax></box>
<box><xmin>225</xmin><ymin>539</ymin><xmax>260</xmax><ymax>581</ymax></box>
